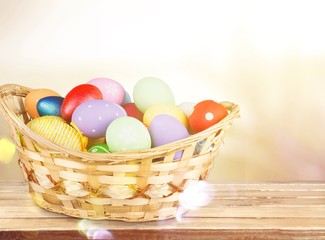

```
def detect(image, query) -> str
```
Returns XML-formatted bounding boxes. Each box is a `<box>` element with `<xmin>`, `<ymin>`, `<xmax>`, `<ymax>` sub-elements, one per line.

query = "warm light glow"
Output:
<box><xmin>87</xmin><ymin>229</ymin><xmax>114</xmax><ymax>240</ymax></box>
<box><xmin>78</xmin><ymin>219</ymin><xmax>114</xmax><ymax>240</ymax></box>
<box><xmin>179</xmin><ymin>181</ymin><xmax>213</xmax><ymax>210</ymax></box>
<box><xmin>1</xmin><ymin>1</ymin><xmax>325</xmax><ymax>181</ymax></box>
<box><xmin>0</xmin><ymin>138</ymin><xmax>16</xmax><ymax>164</ymax></box>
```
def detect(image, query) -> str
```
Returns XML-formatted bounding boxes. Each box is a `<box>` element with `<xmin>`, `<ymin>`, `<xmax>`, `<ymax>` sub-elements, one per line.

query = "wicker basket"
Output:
<box><xmin>0</xmin><ymin>84</ymin><xmax>240</xmax><ymax>222</ymax></box>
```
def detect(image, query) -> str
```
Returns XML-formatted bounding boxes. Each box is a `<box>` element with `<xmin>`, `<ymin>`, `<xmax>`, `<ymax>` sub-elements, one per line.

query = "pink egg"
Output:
<box><xmin>72</xmin><ymin>100</ymin><xmax>126</xmax><ymax>138</ymax></box>
<box><xmin>87</xmin><ymin>78</ymin><xmax>125</xmax><ymax>105</ymax></box>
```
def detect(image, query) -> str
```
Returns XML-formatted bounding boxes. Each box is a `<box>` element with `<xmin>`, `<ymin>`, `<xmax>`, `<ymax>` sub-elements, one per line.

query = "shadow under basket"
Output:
<box><xmin>0</xmin><ymin>84</ymin><xmax>240</xmax><ymax>222</ymax></box>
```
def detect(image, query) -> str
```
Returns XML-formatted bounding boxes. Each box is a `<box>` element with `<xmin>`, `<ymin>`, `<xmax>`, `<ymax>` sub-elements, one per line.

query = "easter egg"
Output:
<box><xmin>188</xmin><ymin>100</ymin><xmax>228</xmax><ymax>134</ymax></box>
<box><xmin>27</xmin><ymin>116</ymin><xmax>88</xmax><ymax>151</ymax></box>
<box><xmin>122</xmin><ymin>91</ymin><xmax>132</xmax><ymax>105</ymax></box>
<box><xmin>177</xmin><ymin>102</ymin><xmax>196</xmax><ymax>117</ymax></box>
<box><xmin>87</xmin><ymin>78</ymin><xmax>125</xmax><ymax>105</ymax></box>
<box><xmin>61</xmin><ymin>84</ymin><xmax>103</xmax><ymax>122</ymax></box>
<box><xmin>149</xmin><ymin>114</ymin><xmax>189</xmax><ymax>159</ymax></box>
<box><xmin>88</xmin><ymin>143</ymin><xmax>110</xmax><ymax>153</ymax></box>
<box><xmin>37</xmin><ymin>96</ymin><xmax>64</xmax><ymax>117</ymax></box>
<box><xmin>133</xmin><ymin>77</ymin><xmax>175</xmax><ymax>113</ymax></box>
<box><xmin>143</xmin><ymin>104</ymin><xmax>189</xmax><ymax>129</ymax></box>
<box><xmin>25</xmin><ymin>89</ymin><xmax>61</xmax><ymax>119</ymax></box>
<box><xmin>72</xmin><ymin>100</ymin><xmax>126</xmax><ymax>138</ymax></box>
<box><xmin>122</xmin><ymin>103</ymin><xmax>143</xmax><ymax>121</ymax></box>
<box><xmin>106</xmin><ymin>117</ymin><xmax>151</xmax><ymax>152</ymax></box>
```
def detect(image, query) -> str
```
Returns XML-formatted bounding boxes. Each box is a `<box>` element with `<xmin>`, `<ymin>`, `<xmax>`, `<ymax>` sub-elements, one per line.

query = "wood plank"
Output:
<box><xmin>1</xmin><ymin>219</ymin><xmax>325</xmax><ymax>240</ymax></box>
<box><xmin>1</xmin><ymin>229</ymin><xmax>324</xmax><ymax>240</ymax></box>
<box><xmin>1</xmin><ymin>217</ymin><xmax>325</xmax><ymax>231</ymax></box>
<box><xmin>186</xmin><ymin>206</ymin><xmax>325</xmax><ymax>218</ymax></box>
<box><xmin>5</xmin><ymin>203</ymin><xmax>325</xmax><ymax>219</ymax></box>
<box><xmin>0</xmin><ymin>181</ymin><xmax>325</xmax><ymax>239</ymax></box>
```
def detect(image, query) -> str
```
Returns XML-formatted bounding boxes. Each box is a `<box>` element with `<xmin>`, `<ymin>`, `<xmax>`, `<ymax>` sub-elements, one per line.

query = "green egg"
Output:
<box><xmin>88</xmin><ymin>143</ymin><xmax>110</xmax><ymax>153</ymax></box>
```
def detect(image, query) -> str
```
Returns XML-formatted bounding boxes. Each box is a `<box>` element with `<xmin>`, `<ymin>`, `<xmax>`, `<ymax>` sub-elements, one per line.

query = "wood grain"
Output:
<box><xmin>1</xmin><ymin>182</ymin><xmax>325</xmax><ymax>239</ymax></box>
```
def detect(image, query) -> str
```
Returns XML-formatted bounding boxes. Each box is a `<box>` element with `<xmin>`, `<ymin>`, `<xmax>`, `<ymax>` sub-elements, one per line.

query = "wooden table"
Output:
<box><xmin>1</xmin><ymin>182</ymin><xmax>325</xmax><ymax>240</ymax></box>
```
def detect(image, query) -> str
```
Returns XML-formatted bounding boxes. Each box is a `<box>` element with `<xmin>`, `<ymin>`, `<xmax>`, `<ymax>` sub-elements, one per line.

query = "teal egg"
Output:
<box><xmin>88</xmin><ymin>143</ymin><xmax>110</xmax><ymax>153</ymax></box>
<box><xmin>37</xmin><ymin>96</ymin><xmax>64</xmax><ymax>117</ymax></box>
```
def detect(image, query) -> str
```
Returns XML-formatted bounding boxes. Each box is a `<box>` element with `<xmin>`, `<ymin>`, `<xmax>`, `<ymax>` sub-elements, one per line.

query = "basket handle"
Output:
<box><xmin>0</xmin><ymin>84</ymin><xmax>31</xmax><ymax>131</ymax></box>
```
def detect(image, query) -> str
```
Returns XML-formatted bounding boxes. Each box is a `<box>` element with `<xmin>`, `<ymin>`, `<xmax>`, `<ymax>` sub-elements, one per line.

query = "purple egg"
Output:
<box><xmin>72</xmin><ymin>100</ymin><xmax>126</xmax><ymax>138</ymax></box>
<box><xmin>149</xmin><ymin>114</ymin><xmax>189</xmax><ymax>159</ymax></box>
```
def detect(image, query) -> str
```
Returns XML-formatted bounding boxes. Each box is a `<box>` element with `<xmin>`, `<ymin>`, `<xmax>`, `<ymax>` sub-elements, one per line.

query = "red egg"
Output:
<box><xmin>61</xmin><ymin>84</ymin><xmax>103</xmax><ymax>122</ymax></box>
<box><xmin>188</xmin><ymin>100</ymin><xmax>228</xmax><ymax>134</ymax></box>
<box><xmin>122</xmin><ymin>102</ymin><xmax>143</xmax><ymax>122</ymax></box>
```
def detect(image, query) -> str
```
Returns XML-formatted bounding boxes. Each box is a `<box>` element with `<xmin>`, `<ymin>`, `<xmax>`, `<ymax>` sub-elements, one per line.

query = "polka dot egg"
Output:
<box><xmin>71</xmin><ymin>100</ymin><xmax>127</xmax><ymax>138</ymax></box>
<box><xmin>188</xmin><ymin>100</ymin><xmax>228</xmax><ymax>134</ymax></box>
<box><xmin>87</xmin><ymin>78</ymin><xmax>125</xmax><ymax>105</ymax></box>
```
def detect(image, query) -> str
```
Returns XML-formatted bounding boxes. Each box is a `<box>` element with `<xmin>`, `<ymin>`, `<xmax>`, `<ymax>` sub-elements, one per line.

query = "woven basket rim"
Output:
<box><xmin>0</xmin><ymin>83</ymin><xmax>240</xmax><ymax>162</ymax></box>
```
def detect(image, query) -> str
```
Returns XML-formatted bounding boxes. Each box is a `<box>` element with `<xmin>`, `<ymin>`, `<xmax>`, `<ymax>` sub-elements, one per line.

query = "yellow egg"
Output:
<box><xmin>27</xmin><ymin>116</ymin><xmax>88</xmax><ymax>151</ymax></box>
<box><xmin>143</xmin><ymin>103</ymin><xmax>189</xmax><ymax>129</ymax></box>
<box><xmin>25</xmin><ymin>89</ymin><xmax>61</xmax><ymax>119</ymax></box>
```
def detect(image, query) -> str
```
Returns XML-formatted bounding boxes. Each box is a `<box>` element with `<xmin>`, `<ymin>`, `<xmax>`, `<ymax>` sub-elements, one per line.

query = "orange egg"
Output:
<box><xmin>25</xmin><ymin>89</ymin><xmax>61</xmax><ymax>119</ymax></box>
<box><xmin>188</xmin><ymin>100</ymin><xmax>228</xmax><ymax>134</ymax></box>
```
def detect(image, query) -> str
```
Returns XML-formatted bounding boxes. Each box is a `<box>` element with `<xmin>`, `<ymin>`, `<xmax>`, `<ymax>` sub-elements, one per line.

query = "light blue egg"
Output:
<box><xmin>37</xmin><ymin>96</ymin><xmax>64</xmax><ymax>117</ymax></box>
<box><xmin>122</xmin><ymin>91</ymin><xmax>132</xmax><ymax>105</ymax></box>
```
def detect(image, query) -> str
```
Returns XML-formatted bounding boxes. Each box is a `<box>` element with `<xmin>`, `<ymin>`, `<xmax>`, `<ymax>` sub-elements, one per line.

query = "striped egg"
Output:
<box><xmin>26</xmin><ymin>116</ymin><xmax>88</xmax><ymax>151</ymax></box>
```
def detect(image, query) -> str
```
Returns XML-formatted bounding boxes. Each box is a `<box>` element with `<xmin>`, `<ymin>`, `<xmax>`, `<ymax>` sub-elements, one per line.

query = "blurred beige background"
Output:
<box><xmin>1</xmin><ymin>0</ymin><xmax>324</xmax><ymax>182</ymax></box>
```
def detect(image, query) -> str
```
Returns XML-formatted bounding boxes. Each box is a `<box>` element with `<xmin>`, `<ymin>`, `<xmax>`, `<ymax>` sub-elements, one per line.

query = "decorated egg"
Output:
<box><xmin>177</xmin><ymin>102</ymin><xmax>196</xmax><ymax>117</ymax></box>
<box><xmin>143</xmin><ymin>103</ymin><xmax>189</xmax><ymax>129</ymax></box>
<box><xmin>122</xmin><ymin>91</ymin><xmax>132</xmax><ymax>105</ymax></box>
<box><xmin>188</xmin><ymin>100</ymin><xmax>228</xmax><ymax>134</ymax></box>
<box><xmin>149</xmin><ymin>114</ymin><xmax>189</xmax><ymax>159</ymax></box>
<box><xmin>87</xmin><ymin>78</ymin><xmax>125</xmax><ymax>105</ymax></box>
<box><xmin>133</xmin><ymin>77</ymin><xmax>175</xmax><ymax>113</ymax></box>
<box><xmin>72</xmin><ymin>100</ymin><xmax>126</xmax><ymax>138</ymax></box>
<box><xmin>25</xmin><ymin>89</ymin><xmax>61</xmax><ymax>119</ymax></box>
<box><xmin>27</xmin><ymin>116</ymin><xmax>88</xmax><ymax>151</ymax></box>
<box><xmin>37</xmin><ymin>96</ymin><xmax>64</xmax><ymax>117</ymax></box>
<box><xmin>106</xmin><ymin>117</ymin><xmax>151</xmax><ymax>152</ymax></box>
<box><xmin>88</xmin><ymin>143</ymin><xmax>110</xmax><ymax>153</ymax></box>
<box><xmin>122</xmin><ymin>102</ymin><xmax>143</xmax><ymax>121</ymax></box>
<box><xmin>61</xmin><ymin>84</ymin><xmax>103</xmax><ymax>122</ymax></box>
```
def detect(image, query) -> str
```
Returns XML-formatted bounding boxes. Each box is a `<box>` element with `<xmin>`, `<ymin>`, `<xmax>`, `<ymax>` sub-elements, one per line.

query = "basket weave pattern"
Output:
<box><xmin>0</xmin><ymin>84</ymin><xmax>239</xmax><ymax>222</ymax></box>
